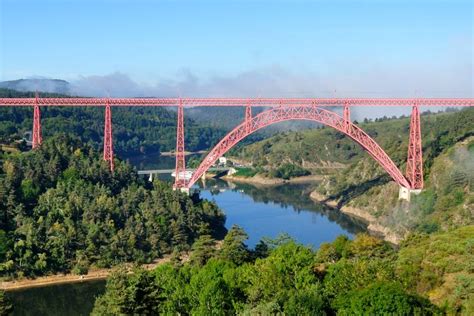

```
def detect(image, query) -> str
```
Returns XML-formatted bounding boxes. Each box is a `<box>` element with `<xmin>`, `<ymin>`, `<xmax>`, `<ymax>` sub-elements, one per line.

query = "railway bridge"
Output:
<box><xmin>1</xmin><ymin>96</ymin><xmax>473</xmax><ymax>199</ymax></box>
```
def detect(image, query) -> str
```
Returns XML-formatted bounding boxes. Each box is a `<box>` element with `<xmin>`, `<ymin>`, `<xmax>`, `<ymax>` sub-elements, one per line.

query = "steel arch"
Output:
<box><xmin>188</xmin><ymin>105</ymin><xmax>411</xmax><ymax>189</ymax></box>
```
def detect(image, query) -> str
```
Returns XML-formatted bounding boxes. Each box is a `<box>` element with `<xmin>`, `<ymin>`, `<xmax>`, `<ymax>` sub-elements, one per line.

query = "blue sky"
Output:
<box><xmin>0</xmin><ymin>0</ymin><xmax>472</xmax><ymax>98</ymax></box>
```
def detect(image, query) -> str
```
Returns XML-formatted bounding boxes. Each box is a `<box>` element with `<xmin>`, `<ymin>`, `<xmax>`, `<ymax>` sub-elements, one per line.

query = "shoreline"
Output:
<box><xmin>160</xmin><ymin>150</ymin><xmax>207</xmax><ymax>157</ymax></box>
<box><xmin>309</xmin><ymin>191</ymin><xmax>402</xmax><ymax>245</ymax></box>
<box><xmin>1</xmin><ymin>252</ymin><xmax>189</xmax><ymax>292</ymax></box>
<box><xmin>221</xmin><ymin>174</ymin><xmax>323</xmax><ymax>186</ymax></box>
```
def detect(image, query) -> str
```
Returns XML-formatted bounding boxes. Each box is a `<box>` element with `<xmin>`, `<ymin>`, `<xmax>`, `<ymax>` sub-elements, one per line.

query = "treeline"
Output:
<box><xmin>92</xmin><ymin>225</ymin><xmax>474</xmax><ymax>315</ymax></box>
<box><xmin>0</xmin><ymin>88</ymin><xmax>226</xmax><ymax>156</ymax></box>
<box><xmin>0</xmin><ymin>135</ymin><xmax>225</xmax><ymax>277</ymax></box>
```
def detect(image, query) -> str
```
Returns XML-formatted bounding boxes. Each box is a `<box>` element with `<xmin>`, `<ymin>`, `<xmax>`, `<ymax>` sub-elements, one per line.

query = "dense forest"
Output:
<box><xmin>0</xmin><ymin>88</ymin><xmax>227</xmax><ymax>156</ymax></box>
<box><xmin>91</xmin><ymin>225</ymin><xmax>473</xmax><ymax>315</ymax></box>
<box><xmin>0</xmin><ymin>135</ymin><xmax>225</xmax><ymax>278</ymax></box>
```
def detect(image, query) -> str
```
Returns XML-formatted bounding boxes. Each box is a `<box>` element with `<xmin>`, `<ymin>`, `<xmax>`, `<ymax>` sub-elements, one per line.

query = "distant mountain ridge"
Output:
<box><xmin>0</xmin><ymin>78</ymin><xmax>71</xmax><ymax>95</ymax></box>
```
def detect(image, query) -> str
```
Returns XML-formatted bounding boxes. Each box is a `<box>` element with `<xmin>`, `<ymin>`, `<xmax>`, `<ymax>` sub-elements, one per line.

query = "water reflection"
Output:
<box><xmin>8</xmin><ymin>280</ymin><xmax>105</xmax><ymax>316</ymax></box>
<box><xmin>196</xmin><ymin>179</ymin><xmax>367</xmax><ymax>248</ymax></box>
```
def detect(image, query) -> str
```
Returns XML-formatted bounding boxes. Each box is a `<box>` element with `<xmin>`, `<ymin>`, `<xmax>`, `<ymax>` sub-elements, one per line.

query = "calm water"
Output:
<box><xmin>197</xmin><ymin>179</ymin><xmax>366</xmax><ymax>248</ymax></box>
<box><xmin>7</xmin><ymin>153</ymin><xmax>366</xmax><ymax>315</ymax></box>
<box><xmin>7</xmin><ymin>280</ymin><xmax>106</xmax><ymax>316</ymax></box>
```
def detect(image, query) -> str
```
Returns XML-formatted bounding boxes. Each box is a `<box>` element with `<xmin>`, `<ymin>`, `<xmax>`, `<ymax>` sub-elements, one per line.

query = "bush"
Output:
<box><xmin>0</xmin><ymin>290</ymin><xmax>13</xmax><ymax>316</ymax></box>
<box><xmin>233</xmin><ymin>167</ymin><xmax>258</xmax><ymax>178</ymax></box>
<box><xmin>271</xmin><ymin>163</ymin><xmax>310</xmax><ymax>180</ymax></box>
<box><xmin>333</xmin><ymin>282</ymin><xmax>441</xmax><ymax>315</ymax></box>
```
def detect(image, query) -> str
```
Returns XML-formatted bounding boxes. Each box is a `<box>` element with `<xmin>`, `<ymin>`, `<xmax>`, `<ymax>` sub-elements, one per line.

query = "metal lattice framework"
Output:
<box><xmin>406</xmin><ymin>104</ymin><xmax>423</xmax><ymax>189</ymax></box>
<box><xmin>188</xmin><ymin>105</ymin><xmax>412</xmax><ymax>189</ymax></box>
<box><xmin>32</xmin><ymin>95</ymin><xmax>42</xmax><ymax>149</ymax></box>
<box><xmin>0</xmin><ymin>97</ymin><xmax>473</xmax><ymax>107</ymax></box>
<box><xmin>0</xmin><ymin>97</ymin><xmax>473</xmax><ymax>191</ymax></box>
<box><xmin>174</xmin><ymin>100</ymin><xmax>187</xmax><ymax>188</ymax></box>
<box><xmin>103</xmin><ymin>100</ymin><xmax>114</xmax><ymax>172</ymax></box>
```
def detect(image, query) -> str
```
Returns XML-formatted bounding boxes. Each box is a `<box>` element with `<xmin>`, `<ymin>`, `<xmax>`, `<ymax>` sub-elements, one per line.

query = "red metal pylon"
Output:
<box><xmin>103</xmin><ymin>100</ymin><xmax>114</xmax><ymax>172</ymax></box>
<box><xmin>406</xmin><ymin>103</ymin><xmax>423</xmax><ymax>189</ymax></box>
<box><xmin>245</xmin><ymin>101</ymin><xmax>252</xmax><ymax>134</ymax></box>
<box><xmin>343</xmin><ymin>102</ymin><xmax>351</xmax><ymax>133</ymax></box>
<box><xmin>174</xmin><ymin>99</ymin><xmax>186</xmax><ymax>189</ymax></box>
<box><xmin>32</xmin><ymin>93</ymin><xmax>42</xmax><ymax>149</ymax></box>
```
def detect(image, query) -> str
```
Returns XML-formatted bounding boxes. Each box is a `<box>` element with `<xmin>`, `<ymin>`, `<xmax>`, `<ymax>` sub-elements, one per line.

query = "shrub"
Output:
<box><xmin>333</xmin><ymin>282</ymin><xmax>441</xmax><ymax>315</ymax></box>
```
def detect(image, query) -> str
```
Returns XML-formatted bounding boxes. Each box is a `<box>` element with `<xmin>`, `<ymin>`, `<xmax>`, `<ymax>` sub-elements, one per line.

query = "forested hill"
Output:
<box><xmin>0</xmin><ymin>135</ymin><xmax>226</xmax><ymax>278</ymax></box>
<box><xmin>234</xmin><ymin>108</ymin><xmax>474</xmax><ymax>240</ymax></box>
<box><xmin>0</xmin><ymin>88</ymin><xmax>227</xmax><ymax>156</ymax></box>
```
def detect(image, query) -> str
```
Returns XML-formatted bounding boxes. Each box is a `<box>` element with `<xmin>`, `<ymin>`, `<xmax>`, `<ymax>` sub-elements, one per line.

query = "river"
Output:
<box><xmin>7</xmin><ymin>154</ymin><xmax>366</xmax><ymax>316</ymax></box>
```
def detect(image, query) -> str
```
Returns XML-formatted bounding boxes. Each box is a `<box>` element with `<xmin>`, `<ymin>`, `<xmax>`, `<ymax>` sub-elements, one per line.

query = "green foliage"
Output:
<box><xmin>190</xmin><ymin>235</ymin><xmax>217</xmax><ymax>266</ymax></box>
<box><xmin>333</xmin><ymin>282</ymin><xmax>441</xmax><ymax>315</ymax></box>
<box><xmin>219</xmin><ymin>225</ymin><xmax>250</xmax><ymax>265</ymax></box>
<box><xmin>269</xmin><ymin>163</ymin><xmax>310</xmax><ymax>179</ymax></box>
<box><xmin>92</xmin><ymin>268</ymin><xmax>161</xmax><ymax>315</ymax></box>
<box><xmin>0</xmin><ymin>290</ymin><xmax>12</xmax><ymax>316</ymax></box>
<box><xmin>233</xmin><ymin>167</ymin><xmax>258</xmax><ymax>178</ymax></box>
<box><xmin>0</xmin><ymin>135</ymin><xmax>226</xmax><ymax>277</ymax></box>
<box><xmin>93</xmin><ymin>227</ymin><xmax>474</xmax><ymax>315</ymax></box>
<box><xmin>396</xmin><ymin>226</ymin><xmax>474</xmax><ymax>314</ymax></box>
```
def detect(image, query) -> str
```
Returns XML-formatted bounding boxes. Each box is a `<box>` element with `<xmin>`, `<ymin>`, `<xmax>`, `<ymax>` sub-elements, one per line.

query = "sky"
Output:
<box><xmin>0</xmin><ymin>0</ymin><xmax>472</xmax><ymax>100</ymax></box>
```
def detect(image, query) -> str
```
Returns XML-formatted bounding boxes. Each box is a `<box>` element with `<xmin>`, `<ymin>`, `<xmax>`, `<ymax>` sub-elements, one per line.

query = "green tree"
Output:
<box><xmin>190</xmin><ymin>235</ymin><xmax>216</xmax><ymax>266</ymax></box>
<box><xmin>92</xmin><ymin>268</ymin><xmax>161</xmax><ymax>315</ymax></box>
<box><xmin>219</xmin><ymin>225</ymin><xmax>250</xmax><ymax>265</ymax></box>
<box><xmin>333</xmin><ymin>282</ymin><xmax>441</xmax><ymax>315</ymax></box>
<box><xmin>0</xmin><ymin>290</ymin><xmax>13</xmax><ymax>316</ymax></box>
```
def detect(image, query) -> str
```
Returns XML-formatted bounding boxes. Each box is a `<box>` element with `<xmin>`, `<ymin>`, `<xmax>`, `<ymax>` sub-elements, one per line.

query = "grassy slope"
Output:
<box><xmin>397</xmin><ymin>225</ymin><xmax>474</xmax><ymax>314</ymax></box>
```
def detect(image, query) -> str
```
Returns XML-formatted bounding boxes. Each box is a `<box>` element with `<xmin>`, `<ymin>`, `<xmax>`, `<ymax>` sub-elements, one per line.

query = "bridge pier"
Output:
<box><xmin>103</xmin><ymin>100</ymin><xmax>114</xmax><ymax>172</ymax></box>
<box><xmin>173</xmin><ymin>187</ymin><xmax>190</xmax><ymax>195</ymax></box>
<box><xmin>32</xmin><ymin>93</ymin><xmax>42</xmax><ymax>149</ymax></box>
<box><xmin>174</xmin><ymin>99</ymin><xmax>187</xmax><ymax>190</ymax></box>
<box><xmin>398</xmin><ymin>186</ymin><xmax>422</xmax><ymax>201</ymax></box>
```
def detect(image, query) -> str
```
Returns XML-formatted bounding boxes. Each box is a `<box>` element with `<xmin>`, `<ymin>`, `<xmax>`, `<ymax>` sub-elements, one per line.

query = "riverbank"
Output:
<box><xmin>309</xmin><ymin>190</ymin><xmax>402</xmax><ymax>245</ymax></box>
<box><xmin>1</xmin><ymin>239</ymin><xmax>227</xmax><ymax>292</ymax></box>
<box><xmin>1</xmin><ymin>254</ymin><xmax>181</xmax><ymax>291</ymax></box>
<box><xmin>222</xmin><ymin>174</ymin><xmax>323</xmax><ymax>186</ymax></box>
<box><xmin>160</xmin><ymin>150</ymin><xmax>207</xmax><ymax>156</ymax></box>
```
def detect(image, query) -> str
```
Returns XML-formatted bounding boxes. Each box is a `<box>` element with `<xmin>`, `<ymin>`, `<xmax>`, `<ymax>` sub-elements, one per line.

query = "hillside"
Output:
<box><xmin>234</xmin><ymin>108</ymin><xmax>474</xmax><ymax>242</ymax></box>
<box><xmin>0</xmin><ymin>88</ymin><xmax>226</xmax><ymax>156</ymax></box>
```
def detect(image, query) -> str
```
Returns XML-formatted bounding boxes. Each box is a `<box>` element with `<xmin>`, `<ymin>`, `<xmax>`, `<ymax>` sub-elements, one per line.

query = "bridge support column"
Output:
<box><xmin>245</xmin><ymin>101</ymin><xmax>252</xmax><ymax>133</ymax></box>
<box><xmin>103</xmin><ymin>100</ymin><xmax>114</xmax><ymax>172</ymax></box>
<box><xmin>399</xmin><ymin>186</ymin><xmax>422</xmax><ymax>202</ymax></box>
<box><xmin>406</xmin><ymin>103</ymin><xmax>423</xmax><ymax>190</ymax></box>
<box><xmin>343</xmin><ymin>102</ymin><xmax>351</xmax><ymax>133</ymax></box>
<box><xmin>32</xmin><ymin>93</ymin><xmax>42</xmax><ymax>149</ymax></box>
<box><xmin>174</xmin><ymin>99</ymin><xmax>187</xmax><ymax>189</ymax></box>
